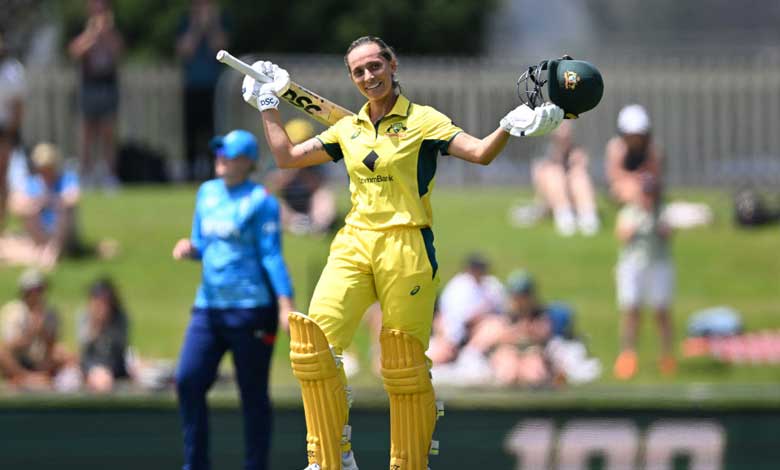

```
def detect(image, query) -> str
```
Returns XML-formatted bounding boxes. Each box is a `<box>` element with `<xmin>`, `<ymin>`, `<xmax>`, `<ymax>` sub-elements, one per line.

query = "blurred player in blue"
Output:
<box><xmin>172</xmin><ymin>129</ymin><xmax>294</xmax><ymax>470</ymax></box>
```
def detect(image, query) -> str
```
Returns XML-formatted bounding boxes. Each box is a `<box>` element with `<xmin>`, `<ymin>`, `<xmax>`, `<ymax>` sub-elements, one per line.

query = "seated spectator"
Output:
<box><xmin>427</xmin><ymin>253</ymin><xmax>505</xmax><ymax>365</ymax></box>
<box><xmin>468</xmin><ymin>270</ymin><xmax>556</xmax><ymax>387</ymax></box>
<box><xmin>0</xmin><ymin>268</ymin><xmax>80</xmax><ymax>391</ymax></box>
<box><xmin>605</xmin><ymin>104</ymin><xmax>664</xmax><ymax>204</ymax></box>
<box><xmin>78</xmin><ymin>277</ymin><xmax>130</xmax><ymax>393</ymax></box>
<box><xmin>526</xmin><ymin>121</ymin><xmax>600</xmax><ymax>236</ymax></box>
<box><xmin>10</xmin><ymin>143</ymin><xmax>85</xmax><ymax>268</ymax></box>
<box><xmin>265</xmin><ymin>119</ymin><xmax>337</xmax><ymax>235</ymax></box>
<box><xmin>433</xmin><ymin>269</ymin><xmax>600</xmax><ymax>387</ymax></box>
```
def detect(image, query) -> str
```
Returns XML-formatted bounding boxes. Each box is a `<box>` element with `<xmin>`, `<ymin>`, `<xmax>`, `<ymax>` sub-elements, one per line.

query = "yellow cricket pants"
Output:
<box><xmin>308</xmin><ymin>224</ymin><xmax>440</xmax><ymax>351</ymax></box>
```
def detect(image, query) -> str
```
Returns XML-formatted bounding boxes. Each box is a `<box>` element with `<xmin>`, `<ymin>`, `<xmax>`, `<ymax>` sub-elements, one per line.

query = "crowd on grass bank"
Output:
<box><xmin>0</xmin><ymin>268</ymin><xmax>172</xmax><ymax>393</ymax></box>
<box><xmin>0</xmin><ymin>1</ymin><xmax>752</xmax><ymax>396</ymax></box>
<box><xmin>0</xmin><ymin>98</ymin><xmax>688</xmax><ymax>392</ymax></box>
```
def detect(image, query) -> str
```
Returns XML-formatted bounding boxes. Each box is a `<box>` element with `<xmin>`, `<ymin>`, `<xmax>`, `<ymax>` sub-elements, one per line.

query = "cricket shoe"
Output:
<box><xmin>300</xmin><ymin>450</ymin><xmax>357</xmax><ymax>470</ymax></box>
<box><xmin>342</xmin><ymin>450</ymin><xmax>359</xmax><ymax>470</ymax></box>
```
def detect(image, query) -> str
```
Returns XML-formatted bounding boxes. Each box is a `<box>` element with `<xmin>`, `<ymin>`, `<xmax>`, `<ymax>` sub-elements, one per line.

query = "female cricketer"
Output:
<box><xmin>172</xmin><ymin>129</ymin><xmax>294</xmax><ymax>470</ymax></box>
<box><xmin>243</xmin><ymin>36</ymin><xmax>563</xmax><ymax>470</ymax></box>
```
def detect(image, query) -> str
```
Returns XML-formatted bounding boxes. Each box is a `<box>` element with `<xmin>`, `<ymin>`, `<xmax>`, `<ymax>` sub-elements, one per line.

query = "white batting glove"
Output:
<box><xmin>500</xmin><ymin>103</ymin><xmax>564</xmax><ymax>137</ymax></box>
<box><xmin>241</xmin><ymin>61</ymin><xmax>290</xmax><ymax>112</ymax></box>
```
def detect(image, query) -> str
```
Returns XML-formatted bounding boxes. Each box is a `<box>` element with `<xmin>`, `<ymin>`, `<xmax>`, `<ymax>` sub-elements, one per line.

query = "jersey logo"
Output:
<box><xmin>350</xmin><ymin>128</ymin><xmax>361</xmax><ymax>140</ymax></box>
<box><xmin>362</xmin><ymin>150</ymin><xmax>379</xmax><ymax>171</ymax></box>
<box><xmin>410</xmin><ymin>285</ymin><xmax>421</xmax><ymax>296</ymax></box>
<box><xmin>385</xmin><ymin>122</ymin><xmax>407</xmax><ymax>137</ymax></box>
<box><xmin>262</xmin><ymin>221</ymin><xmax>279</xmax><ymax>234</ymax></box>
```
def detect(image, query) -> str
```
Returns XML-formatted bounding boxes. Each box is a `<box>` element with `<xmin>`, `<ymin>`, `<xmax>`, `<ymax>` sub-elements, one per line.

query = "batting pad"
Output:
<box><xmin>380</xmin><ymin>328</ymin><xmax>438</xmax><ymax>470</ymax></box>
<box><xmin>289</xmin><ymin>312</ymin><xmax>350</xmax><ymax>470</ymax></box>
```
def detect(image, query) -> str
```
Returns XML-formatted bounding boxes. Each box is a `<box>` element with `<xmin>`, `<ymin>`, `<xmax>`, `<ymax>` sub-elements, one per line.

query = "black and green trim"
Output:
<box><xmin>417</xmin><ymin>132</ymin><xmax>461</xmax><ymax>197</ymax></box>
<box><xmin>420</xmin><ymin>227</ymin><xmax>438</xmax><ymax>279</ymax></box>
<box><xmin>417</xmin><ymin>139</ymin><xmax>445</xmax><ymax>197</ymax></box>
<box><xmin>316</xmin><ymin>137</ymin><xmax>344</xmax><ymax>162</ymax></box>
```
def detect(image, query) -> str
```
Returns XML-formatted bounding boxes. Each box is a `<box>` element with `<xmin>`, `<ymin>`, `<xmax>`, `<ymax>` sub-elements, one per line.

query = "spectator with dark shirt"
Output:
<box><xmin>78</xmin><ymin>277</ymin><xmax>130</xmax><ymax>393</ymax></box>
<box><xmin>68</xmin><ymin>0</ymin><xmax>124</xmax><ymax>189</ymax></box>
<box><xmin>176</xmin><ymin>0</ymin><xmax>230</xmax><ymax>181</ymax></box>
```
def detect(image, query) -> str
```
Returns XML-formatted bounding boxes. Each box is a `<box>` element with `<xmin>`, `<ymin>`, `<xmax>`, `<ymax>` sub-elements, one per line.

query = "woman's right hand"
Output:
<box><xmin>172</xmin><ymin>238</ymin><xmax>193</xmax><ymax>260</ymax></box>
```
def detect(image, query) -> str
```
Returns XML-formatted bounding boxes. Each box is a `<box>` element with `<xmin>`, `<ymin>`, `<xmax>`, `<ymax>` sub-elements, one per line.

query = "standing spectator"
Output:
<box><xmin>0</xmin><ymin>269</ymin><xmax>80</xmax><ymax>391</ymax></box>
<box><xmin>266</xmin><ymin>119</ymin><xmax>338</xmax><ymax>235</ymax></box>
<box><xmin>605</xmin><ymin>104</ymin><xmax>663</xmax><ymax>204</ymax></box>
<box><xmin>0</xmin><ymin>31</ymin><xmax>26</xmax><ymax>230</ymax></box>
<box><xmin>78</xmin><ymin>277</ymin><xmax>129</xmax><ymax>393</ymax></box>
<box><xmin>530</xmin><ymin>121</ymin><xmax>600</xmax><ymax>236</ymax></box>
<box><xmin>427</xmin><ymin>253</ymin><xmax>505</xmax><ymax>365</ymax></box>
<box><xmin>176</xmin><ymin>0</ymin><xmax>230</xmax><ymax>181</ymax></box>
<box><xmin>12</xmin><ymin>143</ymin><xmax>83</xmax><ymax>269</ymax></box>
<box><xmin>613</xmin><ymin>174</ymin><xmax>675</xmax><ymax>379</ymax></box>
<box><xmin>68</xmin><ymin>0</ymin><xmax>124</xmax><ymax>189</ymax></box>
<box><xmin>172</xmin><ymin>130</ymin><xmax>294</xmax><ymax>470</ymax></box>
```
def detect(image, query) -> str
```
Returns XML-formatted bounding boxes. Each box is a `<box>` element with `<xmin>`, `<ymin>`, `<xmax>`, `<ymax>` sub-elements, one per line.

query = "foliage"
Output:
<box><xmin>52</xmin><ymin>0</ymin><xmax>498</xmax><ymax>61</ymax></box>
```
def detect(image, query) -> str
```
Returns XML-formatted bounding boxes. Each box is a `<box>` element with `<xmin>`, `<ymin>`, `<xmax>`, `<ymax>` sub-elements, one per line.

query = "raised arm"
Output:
<box><xmin>449</xmin><ymin>103</ymin><xmax>564</xmax><ymax>166</ymax></box>
<box><xmin>236</xmin><ymin>60</ymin><xmax>333</xmax><ymax>169</ymax></box>
<box><xmin>260</xmin><ymin>109</ymin><xmax>333</xmax><ymax>169</ymax></box>
<box><xmin>447</xmin><ymin>128</ymin><xmax>511</xmax><ymax>166</ymax></box>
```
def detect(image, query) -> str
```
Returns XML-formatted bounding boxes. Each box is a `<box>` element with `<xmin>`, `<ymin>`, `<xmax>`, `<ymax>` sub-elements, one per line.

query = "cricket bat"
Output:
<box><xmin>216</xmin><ymin>50</ymin><xmax>354</xmax><ymax>127</ymax></box>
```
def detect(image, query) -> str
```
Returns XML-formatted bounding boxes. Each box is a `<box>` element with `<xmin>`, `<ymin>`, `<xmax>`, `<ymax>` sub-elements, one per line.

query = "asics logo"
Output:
<box><xmin>410</xmin><ymin>285</ymin><xmax>421</xmax><ymax>295</ymax></box>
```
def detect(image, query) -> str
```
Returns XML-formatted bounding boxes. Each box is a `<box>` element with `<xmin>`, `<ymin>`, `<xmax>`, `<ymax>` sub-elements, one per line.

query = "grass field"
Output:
<box><xmin>0</xmin><ymin>184</ymin><xmax>778</xmax><ymax>391</ymax></box>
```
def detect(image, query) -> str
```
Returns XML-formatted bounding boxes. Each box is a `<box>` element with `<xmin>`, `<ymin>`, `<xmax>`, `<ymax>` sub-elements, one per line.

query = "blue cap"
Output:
<box><xmin>209</xmin><ymin>130</ymin><xmax>259</xmax><ymax>161</ymax></box>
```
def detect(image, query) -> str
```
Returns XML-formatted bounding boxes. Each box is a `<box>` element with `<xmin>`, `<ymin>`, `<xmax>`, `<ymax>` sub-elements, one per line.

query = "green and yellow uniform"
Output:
<box><xmin>312</xmin><ymin>94</ymin><xmax>462</xmax><ymax>350</ymax></box>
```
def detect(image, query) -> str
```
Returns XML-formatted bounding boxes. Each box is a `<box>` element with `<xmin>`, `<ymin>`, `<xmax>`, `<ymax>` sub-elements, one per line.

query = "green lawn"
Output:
<box><xmin>1</xmin><ymin>185</ymin><xmax>778</xmax><ymax>389</ymax></box>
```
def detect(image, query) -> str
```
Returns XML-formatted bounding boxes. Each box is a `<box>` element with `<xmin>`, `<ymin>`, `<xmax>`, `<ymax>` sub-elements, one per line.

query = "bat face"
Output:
<box><xmin>218</xmin><ymin>49</ymin><xmax>353</xmax><ymax>127</ymax></box>
<box><xmin>280</xmin><ymin>84</ymin><xmax>354</xmax><ymax>127</ymax></box>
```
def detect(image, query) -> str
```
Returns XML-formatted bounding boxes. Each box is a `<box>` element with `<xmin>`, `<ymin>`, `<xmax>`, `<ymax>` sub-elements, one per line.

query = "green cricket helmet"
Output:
<box><xmin>517</xmin><ymin>55</ymin><xmax>604</xmax><ymax>119</ymax></box>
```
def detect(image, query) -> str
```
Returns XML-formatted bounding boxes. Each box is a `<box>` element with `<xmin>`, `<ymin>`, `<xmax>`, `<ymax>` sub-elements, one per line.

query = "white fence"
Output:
<box><xmin>22</xmin><ymin>54</ymin><xmax>780</xmax><ymax>186</ymax></box>
<box><xmin>23</xmin><ymin>65</ymin><xmax>182</xmax><ymax>178</ymax></box>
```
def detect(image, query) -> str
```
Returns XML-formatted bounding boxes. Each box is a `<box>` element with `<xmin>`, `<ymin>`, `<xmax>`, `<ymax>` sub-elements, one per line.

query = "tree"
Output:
<box><xmin>54</xmin><ymin>0</ymin><xmax>498</xmax><ymax>61</ymax></box>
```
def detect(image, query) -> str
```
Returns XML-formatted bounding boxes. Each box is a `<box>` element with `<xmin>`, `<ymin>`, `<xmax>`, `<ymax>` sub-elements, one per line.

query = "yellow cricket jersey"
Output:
<box><xmin>316</xmin><ymin>94</ymin><xmax>462</xmax><ymax>230</ymax></box>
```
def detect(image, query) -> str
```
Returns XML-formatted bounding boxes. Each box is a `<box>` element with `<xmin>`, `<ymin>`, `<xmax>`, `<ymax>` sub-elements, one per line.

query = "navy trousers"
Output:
<box><xmin>176</xmin><ymin>306</ymin><xmax>278</xmax><ymax>470</ymax></box>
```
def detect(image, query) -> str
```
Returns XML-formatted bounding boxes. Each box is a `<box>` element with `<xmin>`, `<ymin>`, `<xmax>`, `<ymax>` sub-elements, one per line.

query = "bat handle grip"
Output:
<box><xmin>216</xmin><ymin>50</ymin><xmax>271</xmax><ymax>83</ymax></box>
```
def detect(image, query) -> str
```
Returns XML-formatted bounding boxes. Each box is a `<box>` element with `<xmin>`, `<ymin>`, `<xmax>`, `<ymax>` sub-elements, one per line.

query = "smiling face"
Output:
<box><xmin>346</xmin><ymin>42</ymin><xmax>397</xmax><ymax>102</ymax></box>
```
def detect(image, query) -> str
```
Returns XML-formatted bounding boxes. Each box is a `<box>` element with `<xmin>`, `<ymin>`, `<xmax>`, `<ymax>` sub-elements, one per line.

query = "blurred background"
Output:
<box><xmin>0</xmin><ymin>1</ymin><xmax>779</xmax><ymax>469</ymax></box>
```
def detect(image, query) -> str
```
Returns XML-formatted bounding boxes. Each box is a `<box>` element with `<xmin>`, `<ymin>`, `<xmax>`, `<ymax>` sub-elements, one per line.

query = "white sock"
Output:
<box><xmin>554</xmin><ymin>207</ymin><xmax>577</xmax><ymax>236</ymax></box>
<box><xmin>578</xmin><ymin>210</ymin><xmax>600</xmax><ymax>236</ymax></box>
